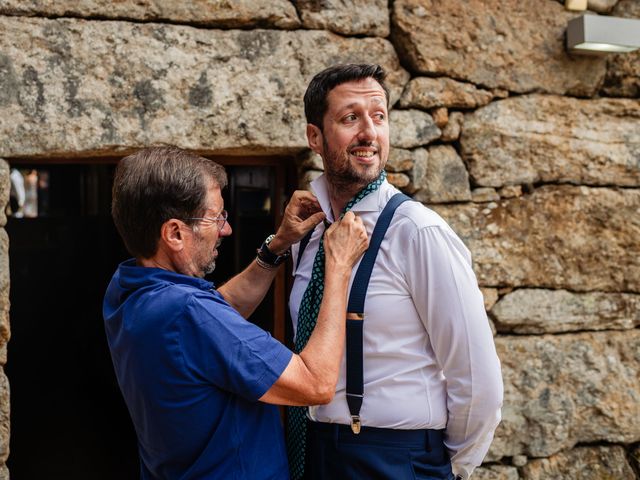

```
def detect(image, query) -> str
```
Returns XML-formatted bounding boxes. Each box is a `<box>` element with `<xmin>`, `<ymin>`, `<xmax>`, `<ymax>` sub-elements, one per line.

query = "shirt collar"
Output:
<box><xmin>116</xmin><ymin>258</ymin><xmax>215</xmax><ymax>292</ymax></box>
<box><xmin>310</xmin><ymin>173</ymin><xmax>390</xmax><ymax>222</ymax></box>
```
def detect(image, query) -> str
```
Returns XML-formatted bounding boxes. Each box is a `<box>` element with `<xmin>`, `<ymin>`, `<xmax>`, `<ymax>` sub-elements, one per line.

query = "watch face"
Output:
<box><xmin>258</xmin><ymin>234</ymin><xmax>287</xmax><ymax>266</ymax></box>
<box><xmin>258</xmin><ymin>234</ymin><xmax>285</xmax><ymax>267</ymax></box>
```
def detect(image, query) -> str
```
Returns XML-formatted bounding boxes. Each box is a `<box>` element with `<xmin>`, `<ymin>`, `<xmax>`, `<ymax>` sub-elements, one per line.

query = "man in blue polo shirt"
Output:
<box><xmin>103</xmin><ymin>146</ymin><xmax>368</xmax><ymax>479</ymax></box>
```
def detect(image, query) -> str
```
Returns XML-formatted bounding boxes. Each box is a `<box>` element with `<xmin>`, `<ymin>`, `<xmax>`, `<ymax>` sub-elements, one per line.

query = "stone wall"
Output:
<box><xmin>0</xmin><ymin>0</ymin><xmax>638</xmax><ymax>478</ymax></box>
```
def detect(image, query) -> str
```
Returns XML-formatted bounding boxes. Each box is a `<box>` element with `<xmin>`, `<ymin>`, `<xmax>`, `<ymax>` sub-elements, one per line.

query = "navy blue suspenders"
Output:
<box><xmin>296</xmin><ymin>192</ymin><xmax>412</xmax><ymax>434</ymax></box>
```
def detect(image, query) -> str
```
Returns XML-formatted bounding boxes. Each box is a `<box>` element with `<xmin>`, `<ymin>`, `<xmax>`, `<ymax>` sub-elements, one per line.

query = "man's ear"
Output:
<box><xmin>160</xmin><ymin>219</ymin><xmax>186</xmax><ymax>252</ymax></box>
<box><xmin>306</xmin><ymin>124</ymin><xmax>324</xmax><ymax>156</ymax></box>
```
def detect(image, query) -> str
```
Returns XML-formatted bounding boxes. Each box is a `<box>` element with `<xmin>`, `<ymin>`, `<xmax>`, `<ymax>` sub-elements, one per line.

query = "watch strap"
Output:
<box><xmin>257</xmin><ymin>234</ymin><xmax>290</xmax><ymax>266</ymax></box>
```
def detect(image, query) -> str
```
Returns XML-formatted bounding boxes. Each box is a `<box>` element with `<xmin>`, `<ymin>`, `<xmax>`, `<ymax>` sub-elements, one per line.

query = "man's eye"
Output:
<box><xmin>374</xmin><ymin>113</ymin><xmax>386</xmax><ymax>121</ymax></box>
<box><xmin>344</xmin><ymin>114</ymin><xmax>357</xmax><ymax>122</ymax></box>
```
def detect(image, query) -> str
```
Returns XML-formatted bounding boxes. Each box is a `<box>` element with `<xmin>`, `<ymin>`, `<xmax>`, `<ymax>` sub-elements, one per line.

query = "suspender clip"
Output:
<box><xmin>350</xmin><ymin>415</ymin><xmax>361</xmax><ymax>434</ymax></box>
<box><xmin>346</xmin><ymin>312</ymin><xmax>364</xmax><ymax>321</ymax></box>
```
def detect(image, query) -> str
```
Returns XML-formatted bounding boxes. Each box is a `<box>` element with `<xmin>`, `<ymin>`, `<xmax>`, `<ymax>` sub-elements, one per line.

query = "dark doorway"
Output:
<box><xmin>6</xmin><ymin>163</ymin><xmax>138</xmax><ymax>479</ymax></box>
<box><xmin>6</xmin><ymin>159</ymin><xmax>291</xmax><ymax>479</ymax></box>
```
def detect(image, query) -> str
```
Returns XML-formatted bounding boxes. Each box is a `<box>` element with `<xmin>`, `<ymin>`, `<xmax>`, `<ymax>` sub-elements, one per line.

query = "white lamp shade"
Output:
<box><xmin>567</xmin><ymin>14</ymin><xmax>640</xmax><ymax>55</ymax></box>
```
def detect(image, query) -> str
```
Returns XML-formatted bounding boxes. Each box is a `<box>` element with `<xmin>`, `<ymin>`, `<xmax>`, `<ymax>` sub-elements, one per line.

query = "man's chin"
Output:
<box><xmin>352</xmin><ymin>165</ymin><xmax>383</xmax><ymax>186</ymax></box>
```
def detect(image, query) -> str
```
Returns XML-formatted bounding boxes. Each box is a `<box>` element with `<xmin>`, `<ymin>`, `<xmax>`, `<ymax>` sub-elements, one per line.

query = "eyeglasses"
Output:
<box><xmin>186</xmin><ymin>210</ymin><xmax>228</xmax><ymax>231</ymax></box>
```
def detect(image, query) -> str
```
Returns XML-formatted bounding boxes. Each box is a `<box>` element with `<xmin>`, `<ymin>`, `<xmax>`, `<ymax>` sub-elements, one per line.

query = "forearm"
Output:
<box><xmin>259</xmin><ymin>265</ymin><xmax>351</xmax><ymax>406</ymax></box>
<box><xmin>258</xmin><ymin>211</ymin><xmax>368</xmax><ymax>406</ymax></box>
<box><xmin>296</xmin><ymin>266</ymin><xmax>351</xmax><ymax>400</ymax></box>
<box><xmin>218</xmin><ymin>233</ymin><xmax>292</xmax><ymax>318</ymax></box>
<box><xmin>218</xmin><ymin>260</ymin><xmax>279</xmax><ymax>318</ymax></box>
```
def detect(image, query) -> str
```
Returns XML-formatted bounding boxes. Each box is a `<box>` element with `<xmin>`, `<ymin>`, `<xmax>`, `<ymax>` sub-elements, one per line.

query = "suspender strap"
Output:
<box><xmin>345</xmin><ymin>193</ymin><xmax>411</xmax><ymax>434</ymax></box>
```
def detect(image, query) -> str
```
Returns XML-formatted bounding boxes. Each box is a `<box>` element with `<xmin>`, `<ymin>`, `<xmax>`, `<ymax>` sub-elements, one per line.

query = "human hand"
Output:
<box><xmin>323</xmin><ymin>211</ymin><xmax>369</xmax><ymax>273</ymax></box>
<box><xmin>269</xmin><ymin>191</ymin><xmax>325</xmax><ymax>255</ymax></box>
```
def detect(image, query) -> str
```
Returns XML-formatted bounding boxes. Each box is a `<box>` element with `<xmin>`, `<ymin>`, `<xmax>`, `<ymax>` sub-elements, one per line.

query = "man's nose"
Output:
<box><xmin>220</xmin><ymin>221</ymin><xmax>232</xmax><ymax>236</ymax></box>
<box><xmin>357</xmin><ymin>116</ymin><xmax>376</xmax><ymax>142</ymax></box>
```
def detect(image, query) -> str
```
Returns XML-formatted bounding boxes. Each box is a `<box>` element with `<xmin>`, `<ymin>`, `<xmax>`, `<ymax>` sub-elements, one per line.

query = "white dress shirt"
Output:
<box><xmin>289</xmin><ymin>175</ymin><xmax>503</xmax><ymax>479</ymax></box>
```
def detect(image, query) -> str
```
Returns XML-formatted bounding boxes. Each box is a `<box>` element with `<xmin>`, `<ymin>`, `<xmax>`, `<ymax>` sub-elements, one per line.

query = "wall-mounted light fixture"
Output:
<box><xmin>567</xmin><ymin>14</ymin><xmax>640</xmax><ymax>55</ymax></box>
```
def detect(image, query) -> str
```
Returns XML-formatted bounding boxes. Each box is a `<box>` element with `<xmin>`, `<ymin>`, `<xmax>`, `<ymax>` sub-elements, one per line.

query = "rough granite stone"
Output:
<box><xmin>497</xmin><ymin>186</ymin><xmax>522</xmax><ymax>199</ymax></box>
<box><xmin>386</xmin><ymin>173</ymin><xmax>410</xmax><ymax>189</ymax></box>
<box><xmin>492</xmin><ymin>289</ymin><xmax>640</xmax><ymax>334</ymax></box>
<box><xmin>0</xmin><ymin>0</ymin><xmax>301</xmax><ymax>29</ymax></box>
<box><xmin>411</xmin><ymin>145</ymin><xmax>471</xmax><ymax>203</ymax></box>
<box><xmin>472</xmin><ymin>187</ymin><xmax>500</xmax><ymax>203</ymax></box>
<box><xmin>405</xmin><ymin>148</ymin><xmax>427</xmax><ymax>195</ymax></box>
<box><xmin>399</xmin><ymin>77</ymin><xmax>494</xmax><ymax>110</ymax></box>
<box><xmin>0</xmin><ymin>368</ymin><xmax>8</xmax><ymax>463</ymax></box>
<box><xmin>441</xmin><ymin>111</ymin><xmax>463</xmax><ymax>142</ymax></box>
<box><xmin>390</xmin><ymin>110</ymin><xmax>441</xmax><ymax>149</ymax></box>
<box><xmin>587</xmin><ymin>0</ymin><xmax>620</xmax><ymax>13</ymax></box>
<box><xmin>433</xmin><ymin>186</ymin><xmax>640</xmax><ymax>292</ymax></box>
<box><xmin>473</xmin><ymin>465</ymin><xmax>519</xmax><ymax>480</ymax></box>
<box><xmin>491</xmin><ymin>331</ymin><xmax>640</xmax><ymax>459</ymax></box>
<box><xmin>391</xmin><ymin>0</ymin><xmax>606</xmax><ymax>95</ymax></box>
<box><xmin>431</xmin><ymin>107</ymin><xmax>448</xmax><ymax>129</ymax></box>
<box><xmin>386</xmin><ymin>148</ymin><xmax>414</xmax><ymax>173</ymax></box>
<box><xmin>296</xmin><ymin>0</ymin><xmax>389</xmax><ymax>37</ymax></box>
<box><xmin>480</xmin><ymin>287</ymin><xmax>499</xmax><ymax>311</ymax></box>
<box><xmin>602</xmin><ymin>0</ymin><xmax>640</xmax><ymax>98</ymax></box>
<box><xmin>512</xmin><ymin>455</ymin><xmax>528</xmax><ymax>467</ymax></box>
<box><xmin>521</xmin><ymin>446</ymin><xmax>635</xmax><ymax>479</ymax></box>
<box><xmin>461</xmin><ymin>95</ymin><xmax>640</xmax><ymax>188</ymax></box>
<box><xmin>0</xmin><ymin>16</ymin><xmax>409</xmax><ymax>157</ymax></box>
<box><xmin>566</xmin><ymin>0</ymin><xmax>588</xmax><ymax>10</ymax></box>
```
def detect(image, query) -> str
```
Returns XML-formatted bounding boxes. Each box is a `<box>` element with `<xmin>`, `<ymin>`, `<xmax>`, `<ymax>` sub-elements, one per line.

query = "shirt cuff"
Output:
<box><xmin>452</xmin><ymin>464</ymin><xmax>474</xmax><ymax>479</ymax></box>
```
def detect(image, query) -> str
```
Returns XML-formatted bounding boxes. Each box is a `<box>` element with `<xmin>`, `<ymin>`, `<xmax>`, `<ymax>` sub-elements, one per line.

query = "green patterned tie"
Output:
<box><xmin>286</xmin><ymin>171</ymin><xmax>387</xmax><ymax>480</ymax></box>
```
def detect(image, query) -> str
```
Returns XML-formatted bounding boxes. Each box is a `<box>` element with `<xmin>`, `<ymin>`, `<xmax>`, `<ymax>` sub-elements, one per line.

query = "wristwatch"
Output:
<box><xmin>256</xmin><ymin>234</ymin><xmax>290</xmax><ymax>267</ymax></box>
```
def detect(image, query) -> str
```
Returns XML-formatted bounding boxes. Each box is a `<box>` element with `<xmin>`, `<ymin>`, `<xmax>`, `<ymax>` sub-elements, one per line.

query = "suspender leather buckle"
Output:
<box><xmin>346</xmin><ymin>312</ymin><xmax>364</xmax><ymax>321</ymax></box>
<box><xmin>350</xmin><ymin>415</ymin><xmax>361</xmax><ymax>434</ymax></box>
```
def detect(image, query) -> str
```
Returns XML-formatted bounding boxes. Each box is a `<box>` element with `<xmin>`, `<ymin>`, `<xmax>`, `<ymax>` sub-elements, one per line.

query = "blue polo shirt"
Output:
<box><xmin>103</xmin><ymin>260</ymin><xmax>292</xmax><ymax>479</ymax></box>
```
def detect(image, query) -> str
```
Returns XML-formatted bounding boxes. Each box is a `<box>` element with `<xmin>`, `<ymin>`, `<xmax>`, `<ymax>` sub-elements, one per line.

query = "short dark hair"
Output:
<box><xmin>112</xmin><ymin>146</ymin><xmax>227</xmax><ymax>258</ymax></box>
<box><xmin>304</xmin><ymin>64</ymin><xmax>389</xmax><ymax>130</ymax></box>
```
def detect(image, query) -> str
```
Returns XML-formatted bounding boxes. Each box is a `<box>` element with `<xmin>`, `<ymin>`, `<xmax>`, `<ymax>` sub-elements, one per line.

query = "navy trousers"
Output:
<box><xmin>305</xmin><ymin>421</ymin><xmax>455</xmax><ymax>480</ymax></box>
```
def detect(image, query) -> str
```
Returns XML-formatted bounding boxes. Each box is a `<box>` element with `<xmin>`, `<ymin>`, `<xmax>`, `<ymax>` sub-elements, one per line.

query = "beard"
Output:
<box><xmin>202</xmin><ymin>258</ymin><xmax>216</xmax><ymax>275</ymax></box>
<box><xmin>194</xmin><ymin>234</ymin><xmax>221</xmax><ymax>276</ymax></box>
<box><xmin>322</xmin><ymin>138</ymin><xmax>385</xmax><ymax>192</ymax></box>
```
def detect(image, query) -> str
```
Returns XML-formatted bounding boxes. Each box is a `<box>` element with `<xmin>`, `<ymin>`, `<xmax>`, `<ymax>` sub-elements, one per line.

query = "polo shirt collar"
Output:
<box><xmin>116</xmin><ymin>258</ymin><xmax>215</xmax><ymax>292</ymax></box>
<box><xmin>310</xmin><ymin>173</ymin><xmax>389</xmax><ymax>223</ymax></box>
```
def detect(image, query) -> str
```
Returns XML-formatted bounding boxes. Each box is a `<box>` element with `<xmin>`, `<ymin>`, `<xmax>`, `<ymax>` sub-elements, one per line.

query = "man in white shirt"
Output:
<box><xmin>287</xmin><ymin>64</ymin><xmax>503</xmax><ymax>480</ymax></box>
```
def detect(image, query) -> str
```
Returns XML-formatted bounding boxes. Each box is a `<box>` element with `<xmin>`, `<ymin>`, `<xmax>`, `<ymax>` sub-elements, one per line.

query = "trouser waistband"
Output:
<box><xmin>306</xmin><ymin>420</ymin><xmax>445</xmax><ymax>447</ymax></box>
